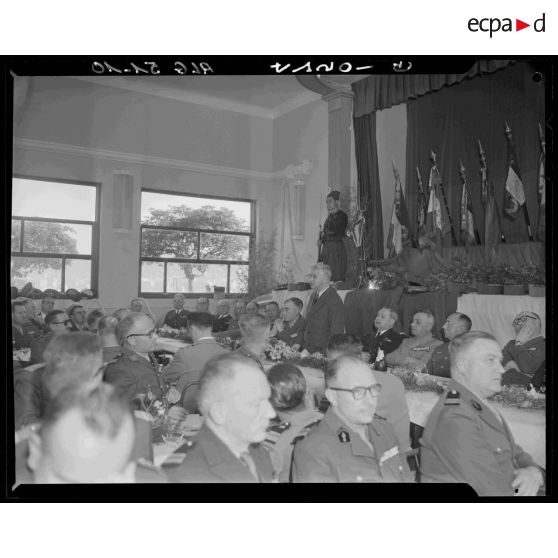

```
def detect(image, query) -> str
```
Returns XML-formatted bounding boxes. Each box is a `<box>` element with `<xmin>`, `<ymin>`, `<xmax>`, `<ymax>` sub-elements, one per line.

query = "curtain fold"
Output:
<box><xmin>405</xmin><ymin>61</ymin><xmax>545</xmax><ymax>247</ymax></box>
<box><xmin>352</xmin><ymin>60</ymin><xmax>515</xmax><ymax>117</ymax></box>
<box><xmin>353</xmin><ymin>112</ymin><xmax>384</xmax><ymax>259</ymax></box>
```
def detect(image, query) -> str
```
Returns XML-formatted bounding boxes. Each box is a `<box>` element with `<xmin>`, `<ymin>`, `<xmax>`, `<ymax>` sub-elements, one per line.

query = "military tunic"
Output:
<box><xmin>292</xmin><ymin>407</ymin><xmax>414</xmax><ymax>483</ymax></box>
<box><xmin>420</xmin><ymin>380</ymin><xmax>539</xmax><ymax>496</ymax></box>
<box><xmin>425</xmin><ymin>342</ymin><xmax>451</xmax><ymax>378</ymax></box>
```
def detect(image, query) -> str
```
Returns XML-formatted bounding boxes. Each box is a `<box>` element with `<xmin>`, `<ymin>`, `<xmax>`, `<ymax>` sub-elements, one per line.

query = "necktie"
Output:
<box><xmin>313</xmin><ymin>292</ymin><xmax>319</xmax><ymax>305</ymax></box>
<box><xmin>240</xmin><ymin>451</ymin><xmax>259</xmax><ymax>481</ymax></box>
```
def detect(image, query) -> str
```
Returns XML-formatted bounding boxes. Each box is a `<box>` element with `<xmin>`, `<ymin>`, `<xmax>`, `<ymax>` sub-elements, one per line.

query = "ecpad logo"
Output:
<box><xmin>468</xmin><ymin>13</ymin><xmax>545</xmax><ymax>37</ymax></box>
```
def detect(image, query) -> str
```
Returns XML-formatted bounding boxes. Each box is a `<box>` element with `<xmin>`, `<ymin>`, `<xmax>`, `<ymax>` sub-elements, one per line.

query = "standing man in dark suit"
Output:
<box><xmin>303</xmin><ymin>263</ymin><xmax>345</xmax><ymax>355</ymax></box>
<box><xmin>319</xmin><ymin>190</ymin><xmax>348</xmax><ymax>283</ymax></box>
<box><xmin>420</xmin><ymin>331</ymin><xmax>544</xmax><ymax>496</ymax></box>
<box><xmin>167</xmin><ymin>353</ymin><xmax>277</xmax><ymax>483</ymax></box>
<box><xmin>365</xmin><ymin>307</ymin><xmax>405</xmax><ymax>363</ymax></box>
<box><xmin>163</xmin><ymin>293</ymin><xmax>189</xmax><ymax>329</ymax></box>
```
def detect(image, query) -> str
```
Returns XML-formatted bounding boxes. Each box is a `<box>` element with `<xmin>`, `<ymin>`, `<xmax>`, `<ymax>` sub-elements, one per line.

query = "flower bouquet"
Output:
<box><xmin>388</xmin><ymin>366</ymin><xmax>450</xmax><ymax>394</ymax></box>
<box><xmin>216</xmin><ymin>335</ymin><xmax>238</xmax><ymax>351</ymax></box>
<box><xmin>490</xmin><ymin>384</ymin><xmax>546</xmax><ymax>411</ymax></box>
<box><xmin>155</xmin><ymin>324</ymin><xmax>192</xmax><ymax>342</ymax></box>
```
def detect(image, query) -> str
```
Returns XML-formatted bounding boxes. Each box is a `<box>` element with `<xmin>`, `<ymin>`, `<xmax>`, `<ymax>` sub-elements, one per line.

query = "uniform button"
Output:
<box><xmin>356</xmin><ymin>475</ymin><xmax>363</xmax><ymax>482</ymax></box>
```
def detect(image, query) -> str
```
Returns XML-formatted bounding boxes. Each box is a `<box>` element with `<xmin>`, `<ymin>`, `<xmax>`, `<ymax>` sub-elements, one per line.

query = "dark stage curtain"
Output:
<box><xmin>353</xmin><ymin>112</ymin><xmax>384</xmax><ymax>259</ymax></box>
<box><xmin>352</xmin><ymin>60</ymin><xmax>515</xmax><ymax>117</ymax></box>
<box><xmin>405</xmin><ymin>61</ymin><xmax>545</xmax><ymax>247</ymax></box>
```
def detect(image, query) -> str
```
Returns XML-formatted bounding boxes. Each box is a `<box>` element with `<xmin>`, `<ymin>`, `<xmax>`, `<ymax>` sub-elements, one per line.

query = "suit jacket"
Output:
<box><xmin>162</xmin><ymin>338</ymin><xmax>230</xmax><ymax>393</ymax></box>
<box><xmin>12</xmin><ymin>325</ymin><xmax>33</xmax><ymax>350</ymax></box>
<box><xmin>14</xmin><ymin>365</ymin><xmax>48</xmax><ymax>429</ymax></box>
<box><xmin>213</xmin><ymin>313</ymin><xmax>233</xmax><ymax>333</ymax></box>
<box><xmin>275</xmin><ymin>315</ymin><xmax>306</xmax><ymax>348</ymax></box>
<box><xmin>385</xmin><ymin>334</ymin><xmax>443</xmax><ymax>367</ymax></box>
<box><xmin>292</xmin><ymin>407</ymin><xmax>414</xmax><ymax>483</ymax></box>
<box><xmin>104</xmin><ymin>348</ymin><xmax>165</xmax><ymax>405</ymax></box>
<box><xmin>365</xmin><ymin>328</ymin><xmax>405</xmax><ymax>362</ymax></box>
<box><xmin>502</xmin><ymin>336</ymin><xmax>545</xmax><ymax>376</ymax></box>
<box><xmin>166</xmin><ymin>423</ymin><xmax>276</xmax><ymax>483</ymax></box>
<box><xmin>420</xmin><ymin>380</ymin><xmax>537</xmax><ymax>496</ymax></box>
<box><xmin>425</xmin><ymin>342</ymin><xmax>451</xmax><ymax>378</ymax></box>
<box><xmin>164</xmin><ymin>309</ymin><xmax>190</xmax><ymax>329</ymax></box>
<box><xmin>303</xmin><ymin>287</ymin><xmax>345</xmax><ymax>354</ymax></box>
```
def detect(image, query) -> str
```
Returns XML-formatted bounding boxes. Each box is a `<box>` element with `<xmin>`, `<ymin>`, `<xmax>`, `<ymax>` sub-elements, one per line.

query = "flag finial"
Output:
<box><xmin>459</xmin><ymin>160</ymin><xmax>467</xmax><ymax>181</ymax></box>
<box><xmin>430</xmin><ymin>150</ymin><xmax>437</xmax><ymax>166</ymax></box>
<box><xmin>505</xmin><ymin>122</ymin><xmax>512</xmax><ymax>135</ymax></box>
<box><xmin>392</xmin><ymin>160</ymin><xmax>400</xmax><ymax>181</ymax></box>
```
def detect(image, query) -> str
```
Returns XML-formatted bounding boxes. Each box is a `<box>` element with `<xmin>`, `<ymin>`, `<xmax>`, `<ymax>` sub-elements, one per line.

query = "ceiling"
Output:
<box><xmin>70</xmin><ymin>74</ymin><xmax>368</xmax><ymax>119</ymax></box>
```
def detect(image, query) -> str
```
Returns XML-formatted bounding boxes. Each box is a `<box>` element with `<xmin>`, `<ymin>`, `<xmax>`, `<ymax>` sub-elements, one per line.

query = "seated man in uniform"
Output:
<box><xmin>29</xmin><ymin>309</ymin><xmax>72</xmax><ymax>364</ymax></box>
<box><xmin>385</xmin><ymin>309</ymin><xmax>443</xmax><ymax>370</ymax></box>
<box><xmin>166</xmin><ymin>353</ymin><xmax>277</xmax><ymax>483</ymax></box>
<box><xmin>264</xmin><ymin>363</ymin><xmax>323</xmax><ymax>482</ymax></box>
<box><xmin>195</xmin><ymin>296</ymin><xmax>210</xmax><ymax>313</ymax></box>
<box><xmin>291</xmin><ymin>355</ymin><xmax>413</xmax><ymax>483</ymax></box>
<box><xmin>420</xmin><ymin>331</ymin><xmax>544</xmax><ymax>496</ymax></box>
<box><xmin>66</xmin><ymin>304</ymin><xmax>88</xmax><ymax>332</ymax></box>
<box><xmin>16</xmin><ymin>382</ymin><xmax>166</xmax><ymax>485</ymax></box>
<box><xmin>364</xmin><ymin>307</ymin><xmax>405</xmax><ymax>363</ymax></box>
<box><xmin>425</xmin><ymin>312</ymin><xmax>472</xmax><ymax>378</ymax></box>
<box><xmin>326</xmin><ymin>334</ymin><xmax>410</xmax><ymax>453</ymax></box>
<box><xmin>501</xmin><ymin>311</ymin><xmax>545</xmax><ymax>387</ymax></box>
<box><xmin>162</xmin><ymin>293</ymin><xmax>189</xmax><ymax>329</ymax></box>
<box><xmin>162</xmin><ymin>311</ymin><xmax>230</xmax><ymax>411</ymax></box>
<box><xmin>12</xmin><ymin>299</ymin><xmax>34</xmax><ymax>351</ymax></box>
<box><xmin>213</xmin><ymin>300</ymin><xmax>233</xmax><ymax>333</ymax></box>
<box><xmin>273</xmin><ymin>297</ymin><xmax>306</xmax><ymax>350</ymax></box>
<box><xmin>234</xmin><ymin>314</ymin><xmax>270</xmax><ymax>371</ymax></box>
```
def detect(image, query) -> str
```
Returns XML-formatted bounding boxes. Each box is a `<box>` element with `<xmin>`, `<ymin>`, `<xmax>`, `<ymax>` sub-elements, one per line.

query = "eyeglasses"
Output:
<box><xmin>52</xmin><ymin>319</ymin><xmax>71</xmax><ymax>326</ymax></box>
<box><xmin>328</xmin><ymin>383</ymin><xmax>382</xmax><ymax>400</ymax></box>
<box><xmin>127</xmin><ymin>328</ymin><xmax>156</xmax><ymax>339</ymax></box>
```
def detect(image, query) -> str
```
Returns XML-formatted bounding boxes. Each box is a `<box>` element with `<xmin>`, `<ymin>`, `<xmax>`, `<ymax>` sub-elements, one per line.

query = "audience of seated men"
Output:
<box><xmin>234</xmin><ymin>314</ymin><xmax>270</xmax><ymax>371</ymax></box>
<box><xmin>212</xmin><ymin>300</ymin><xmax>233</xmax><ymax>333</ymax></box>
<box><xmin>162</xmin><ymin>293</ymin><xmax>189</xmax><ymax>329</ymax></box>
<box><xmin>166</xmin><ymin>353</ymin><xmax>277</xmax><ymax>483</ymax></box>
<box><xmin>303</xmin><ymin>263</ymin><xmax>345</xmax><ymax>355</ymax></box>
<box><xmin>162</xmin><ymin>312</ymin><xmax>230</xmax><ymax>412</ymax></box>
<box><xmin>273</xmin><ymin>297</ymin><xmax>306</xmax><ymax>350</ymax></box>
<box><xmin>86</xmin><ymin>309</ymin><xmax>104</xmax><ymax>334</ymax></box>
<box><xmin>30</xmin><ymin>310</ymin><xmax>71</xmax><ymax>364</ymax></box>
<box><xmin>98</xmin><ymin>315</ymin><xmax>122</xmax><ymax>363</ymax></box>
<box><xmin>326</xmin><ymin>334</ymin><xmax>411</xmax><ymax>453</ymax></box>
<box><xmin>15</xmin><ymin>382</ymin><xmax>166</xmax><ymax>485</ymax></box>
<box><xmin>66</xmin><ymin>304</ymin><xmax>88</xmax><ymax>332</ymax></box>
<box><xmin>104</xmin><ymin>312</ymin><xmax>169</xmax><ymax>406</ymax></box>
<box><xmin>425</xmin><ymin>312</ymin><xmax>472</xmax><ymax>378</ymax></box>
<box><xmin>420</xmin><ymin>331</ymin><xmax>544</xmax><ymax>496</ymax></box>
<box><xmin>14</xmin><ymin>332</ymin><xmax>105</xmax><ymax>429</ymax></box>
<box><xmin>264</xmin><ymin>363</ymin><xmax>323</xmax><ymax>482</ymax></box>
<box><xmin>385</xmin><ymin>309</ymin><xmax>443</xmax><ymax>370</ymax></box>
<box><xmin>363</xmin><ymin>307</ymin><xmax>405</xmax><ymax>363</ymax></box>
<box><xmin>501</xmin><ymin>311</ymin><xmax>546</xmax><ymax>387</ymax></box>
<box><xmin>291</xmin><ymin>354</ymin><xmax>413</xmax><ymax>483</ymax></box>
<box><xmin>12</xmin><ymin>299</ymin><xmax>34</xmax><ymax>350</ymax></box>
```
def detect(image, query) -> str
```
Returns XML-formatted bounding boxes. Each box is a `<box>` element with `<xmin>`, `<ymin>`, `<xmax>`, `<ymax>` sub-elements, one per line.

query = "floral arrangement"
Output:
<box><xmin>365</xmin><ymin>265</ymin><xmax>408</xmax><ymax>290</ymax></box>
<box><xmin>155</xmin><ymin>325</ymin><xmax>192</xmax><ymax>342</ymax></box>
<box><xmin>522</xmin><ymin>262</ymin><xmax>545</xmax><ymax>286</ymax></box>
<box><xmin>216</xmin><ymin>336</ymin><xmax>238</xmax><ymax>351</ymax></box>
<box><xmin>388</xmin><ymin>366</ymin><xmax>545</xmax><ymax>410</ymax></box>
<box><xmin>133</xmin><ymin>387</ymin><xmax>168</xmax><ymax>419</ymax></box>
<box><xmin>265</xmin><ymin>339</ymin><xmax>328</xmax><ymax>370</ymax></box>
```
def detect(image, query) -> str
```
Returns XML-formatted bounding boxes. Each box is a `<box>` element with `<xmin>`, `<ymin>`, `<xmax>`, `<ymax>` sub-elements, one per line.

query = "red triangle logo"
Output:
<box><xmin>516</xmin><ymin>19</ymin><xmax>530</xmax><ymax>31</ymax></box>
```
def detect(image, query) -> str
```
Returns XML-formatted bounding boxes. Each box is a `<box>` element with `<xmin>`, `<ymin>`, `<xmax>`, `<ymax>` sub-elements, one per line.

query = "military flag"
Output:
<box><xmin>425</xmin><ymin>152</ymin><xmax>453</xmax><ymax>253</ymax></box>
<box><xmin>537</xmin><ymin>123</ymin><xmax>545</xmax><ymax>241</ymax></box>
<box><xmin>386</xmin><ymin>162</ymin><xmax>413</xmax><ymax>257</ymax></box>
<box><xmin>416</xmin><ymin>166</ymin><xmax>428</xmax><ymax>238</ymax></box>
<box><xmin>459</xmin><ymin>161</ymin><xmax>477</xmax><ymax>246</ymax></box>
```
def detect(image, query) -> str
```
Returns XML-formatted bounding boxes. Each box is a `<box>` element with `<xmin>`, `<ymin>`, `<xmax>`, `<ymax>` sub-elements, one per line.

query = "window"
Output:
<box><xmin>11</xmin><ymin>177</ymin><xmax>99</xmax><ymax>294</ymax></box>
<box><xmin>140</xmin><ymin>190</ymin><xmax>253</xmax><ymax>296</ymax></box>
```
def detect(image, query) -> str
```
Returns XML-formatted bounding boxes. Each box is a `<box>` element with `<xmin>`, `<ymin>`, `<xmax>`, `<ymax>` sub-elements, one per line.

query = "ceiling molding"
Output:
<box><xmin>68</xmin><ymin>76</ymin><xmax>276</xmax><ymax>119</ymax></box>
<box><xmin>14</xmin><ymin>137</ymin><xmax>311</xmax><ymax>182</ymax></box>
<box><xmin>13</xmin><ymin>137</ymin><xmax>275</xmax><ymax>181</ymax></box>
<box><xmin>295</xmin><ymin>75</ymin><xmax>338</xmax><ymax>98</ymax></box>
<box><xmin>272</xmin><ymin>90</ymin><xmax>321</xmax><ymax>118</ymax></box>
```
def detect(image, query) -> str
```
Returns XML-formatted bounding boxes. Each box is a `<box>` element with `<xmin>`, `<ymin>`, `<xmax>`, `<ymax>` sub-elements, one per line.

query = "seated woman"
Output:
<box><xmin>502</xmin><ymin>311</ymin><xmax>545</xmax><ymax>387</ymax></box>
<box><xmin>264</xmin><ymin>363</ymin><xmax>323</xmax><ymax>483</ymax></box>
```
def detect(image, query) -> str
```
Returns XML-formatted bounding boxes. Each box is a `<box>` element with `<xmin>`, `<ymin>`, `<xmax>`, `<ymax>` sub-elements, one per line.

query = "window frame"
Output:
<box><xmin>139</xmin><ymin>188</ymin><xmax>255</xmax><ymax>298</ymax></box>
<box><xmin>11</xmin><ymin>174</ymin><xmax>101</xmax><ymax>295</ymax></box>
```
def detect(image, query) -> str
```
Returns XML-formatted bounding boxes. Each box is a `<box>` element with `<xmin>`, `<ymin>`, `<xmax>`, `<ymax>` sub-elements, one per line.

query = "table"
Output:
<box><xmin>457</xmin><ymin>294</ymin><xmax>546</xmax><ymax>347</ymax></box>
<box><xmin>405</xmin><ymin>390</ymin><xmax>546</xmax><ymax>468</ymax></box>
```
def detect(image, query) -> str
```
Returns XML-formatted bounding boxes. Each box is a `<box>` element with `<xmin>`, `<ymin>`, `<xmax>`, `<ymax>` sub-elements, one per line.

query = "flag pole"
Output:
<box><xmin>459</xmin><ymin>160</ymin><xmax>481</xmax><ymax>245</ymax></box>
<box><xmin>430</xmin><ymin>150</ymin><xmax>458</xmax><ymax>246</ymax></box>
<box><xmin>505</xmin><ymin>123</ymin><xmax>533</xmax><ymax>241</ymax></box>
<box><xmin>537</xmin><ymin>122</ymin><xmax>545</xmax><ymax>241</ymax></box>
<box><xmin>416</xmin><ymin>165</ymin><xmax>426</xmax><ymax>239</ymax></box>
<box><xmin>392</xmin><ymin>161</ymin><xmax>417</xmax><ymax>248</ymax></box>
<box><xmin>478</xmin><ymin>140</ymin><xmax>506</xmax><ymax>243</ymax></box>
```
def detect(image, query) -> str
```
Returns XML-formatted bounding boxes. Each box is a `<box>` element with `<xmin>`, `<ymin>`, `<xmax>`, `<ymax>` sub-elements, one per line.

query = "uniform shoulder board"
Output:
<box><xmin>264</xmin><ymin>421</ymin><xmax>291</xmax><ymax>446</ymax></box>
<box><xmin>373</xmin><ymin>413</ymin><xmax>387</xmax><ymax>421</ymax></box>
<box><xmin>269</xmin><ymin>421</ymin><xmax>291</xmax><ymax>434</ymax></box>
<box><xmin>290</xmin><ymin>419</ymin><xmax>321</xmax><ymax>446</ymax></box>
<box><xmin>445</xmin><ymin>389</ymin><xmax>461</xmax><ymax>405</ymax></box>
<box><xmin>104</xmin><ymin>355</ymin><xmax>122</xmax><ymax>367</ymax></box>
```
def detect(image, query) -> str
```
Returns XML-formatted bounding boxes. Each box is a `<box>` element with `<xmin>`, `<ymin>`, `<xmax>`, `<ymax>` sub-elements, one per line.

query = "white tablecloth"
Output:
<box><xmin>405</xmin><ymin>390</ymin><xmax>546</xmax><ymax>468</ymax></box>
<box><xmin>457</xmin><ymin>294</ymin><xmax>546</xmax><ymax>347</ymax></box>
